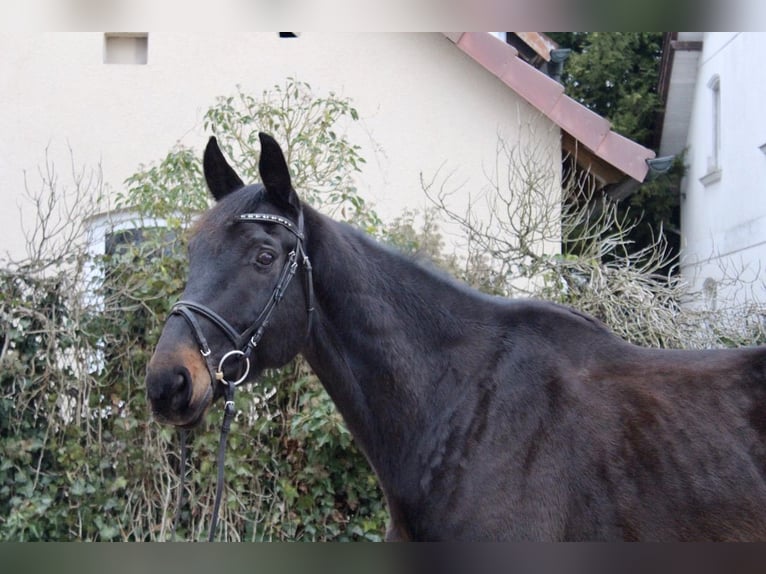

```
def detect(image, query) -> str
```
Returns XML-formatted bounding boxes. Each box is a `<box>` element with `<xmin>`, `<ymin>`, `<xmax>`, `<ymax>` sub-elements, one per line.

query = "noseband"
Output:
<box><xmin>166</xmin><ymin>208</ymin><xmax>314</xmax><ymax>541</ymax></box>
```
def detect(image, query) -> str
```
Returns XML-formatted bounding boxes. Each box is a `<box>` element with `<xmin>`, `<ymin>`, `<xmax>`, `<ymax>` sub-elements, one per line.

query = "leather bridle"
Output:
<box><xmin>167</xmin><ymin>208</ymin><xmax>314</xmax><ymax>541</ymax></box>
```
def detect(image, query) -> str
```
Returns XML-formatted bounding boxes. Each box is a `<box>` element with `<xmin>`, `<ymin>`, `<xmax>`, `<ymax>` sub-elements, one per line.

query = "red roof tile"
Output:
<box><xmin>549</xmin><ymin>96</ymin><xmax>610</xmax><ymax>154</ymax></box>
<box><xmin>444</xmin><ymin>33</ymin><xmax>655</xmax><ymax>183</ymax></box>
<box><xmin>501</xmin><ymin>54</ymin><xmax>565</xmax><ymax>116</ymax></box>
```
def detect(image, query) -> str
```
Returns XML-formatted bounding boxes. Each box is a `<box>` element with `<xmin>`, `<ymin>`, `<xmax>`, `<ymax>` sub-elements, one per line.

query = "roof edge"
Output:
<box><xmin>443</xmin><ymin>32</ymin><xmax>655</xmax><ymax>183</ymax></box>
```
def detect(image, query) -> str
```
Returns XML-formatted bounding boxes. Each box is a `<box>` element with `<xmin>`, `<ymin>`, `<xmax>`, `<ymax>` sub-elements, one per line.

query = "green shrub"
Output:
<box><xmin>0</xmin><ymin>79</ymin><xmax>386</xmax><ymax>541</ymax></box>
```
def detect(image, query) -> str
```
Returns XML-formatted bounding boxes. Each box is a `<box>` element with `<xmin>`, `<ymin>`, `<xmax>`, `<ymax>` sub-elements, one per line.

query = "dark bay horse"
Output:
<box><xmin>146</xmin><ymin>133</ymin><xmax>766</xmax><ymax>541</ymax></box>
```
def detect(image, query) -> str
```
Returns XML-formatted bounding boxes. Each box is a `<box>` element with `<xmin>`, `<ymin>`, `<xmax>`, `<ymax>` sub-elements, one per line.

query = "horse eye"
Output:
<box><xmin>255</xmin><ymin>251</ymin><xmax>275</xmax><ymax>267</ymax></box>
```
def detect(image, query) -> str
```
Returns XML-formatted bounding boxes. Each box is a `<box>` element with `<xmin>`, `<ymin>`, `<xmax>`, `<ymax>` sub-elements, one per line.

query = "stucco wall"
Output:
<box><xmin>680</xmin><ymin>32</ymin><xmax>766</xmax><ymax>307</ymax></box>
<box><xmin>0</xmin><ymin>32</ymin><xmax>561</xmax><ymax>262</ymax></box>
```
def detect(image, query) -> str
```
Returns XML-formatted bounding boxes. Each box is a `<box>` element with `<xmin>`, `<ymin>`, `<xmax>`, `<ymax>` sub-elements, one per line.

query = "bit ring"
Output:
<box><xmin>216</xmin><ymin>350</ymin><xmax>250</xmax><ymax>386</ymax></box>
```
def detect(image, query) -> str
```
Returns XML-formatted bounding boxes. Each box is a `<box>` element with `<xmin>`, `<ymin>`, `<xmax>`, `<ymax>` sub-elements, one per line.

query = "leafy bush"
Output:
<box><xmin>0</xmin><ymin>79</ymin><xmax>386</xmax><ymax>541</ymax></box>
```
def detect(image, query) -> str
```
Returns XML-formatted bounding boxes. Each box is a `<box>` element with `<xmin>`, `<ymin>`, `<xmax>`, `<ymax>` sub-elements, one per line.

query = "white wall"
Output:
<box><xmin>680</xmin><ymin>32</ymin><xmax>766</xmax><ymax>307</ymax></box>
<box><xmin>0</xmin><ymin>32</ymin><xmax>560</xmax><ymax>262</ymax></box>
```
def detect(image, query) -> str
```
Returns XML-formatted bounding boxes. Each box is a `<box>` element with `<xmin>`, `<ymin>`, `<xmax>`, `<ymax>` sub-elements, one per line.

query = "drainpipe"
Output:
<box><xmin>548</xmin><ymin>48</ymin><xmax>572</xmax><ymax>83</ymax></box>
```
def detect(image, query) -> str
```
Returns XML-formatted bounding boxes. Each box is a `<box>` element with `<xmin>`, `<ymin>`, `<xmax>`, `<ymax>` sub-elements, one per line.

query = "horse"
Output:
<box><xmin>146</xmin><ymin>132</ymin><xmax>766</xmax><ymax>541</ymax></box>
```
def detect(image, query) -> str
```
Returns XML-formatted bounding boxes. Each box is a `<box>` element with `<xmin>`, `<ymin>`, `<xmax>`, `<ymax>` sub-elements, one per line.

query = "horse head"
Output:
<box><xmin>145</xmin><ymin>133</ymin><xmax>312</xmax><ymax>427</ymax></box>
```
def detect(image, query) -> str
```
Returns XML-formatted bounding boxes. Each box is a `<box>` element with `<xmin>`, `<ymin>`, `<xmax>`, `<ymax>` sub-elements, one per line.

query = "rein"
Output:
<box><xmin>167</xmin><ymin>209</ymin><xmax>314</xmax><ymax>541</ymax></box>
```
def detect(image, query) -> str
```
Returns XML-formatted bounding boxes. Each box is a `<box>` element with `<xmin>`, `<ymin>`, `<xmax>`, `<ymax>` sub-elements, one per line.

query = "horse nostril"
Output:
<box><xmin>147</xmin><ymin>366</ymin><xmax>193</xmax><ymax>410</ymax></box>
<box><xmin>173</xmin><ymin>367</ymin><xmax>191</xmax><ymax>394</ymax></box>
<box><xmin>170</xmin><ymin>367</ymin><xmax>192</xmax><ymax>406</ymax></box>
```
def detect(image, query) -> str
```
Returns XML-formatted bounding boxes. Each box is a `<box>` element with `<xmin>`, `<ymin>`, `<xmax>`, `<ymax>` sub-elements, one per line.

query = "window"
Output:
<box><xmin>86</xmin><ymin>212</ymin><xmax>168</xmax><ymax>258</ymax></box>
<box><xmin>83</xmin><ymin>212</ymin><xmax>173</xmax><ymax>306</ymax></box>
<box><xmin>84</xmin><ymin>213</ymin><xmax>179</xmax><ymax>372</ymax></box>
<box><xmin>103</xmin><ymin>33</ymin><xmax>148</xmax><ymax>65</ymax></box>
<box><xmin>105</xmin><ymin>227</ymin><xmax>176</xmax><ymax>259</ymax></box>
<box><xmin>710</xmin><ymin>75</ymin><xmax>721</xmax><ymax>169</ymax></box>
<box><xmin>701</xmin><ymin>75</ymin><xmax>722</xmax><ymax>185</ymax></box>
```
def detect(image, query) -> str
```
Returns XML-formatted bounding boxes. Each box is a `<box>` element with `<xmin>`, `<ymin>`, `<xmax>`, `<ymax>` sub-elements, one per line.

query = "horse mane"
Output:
<box><xmin>386</xmin><ymin>217</ymin><xmax>612</xmax><ymax>320</ymax></box>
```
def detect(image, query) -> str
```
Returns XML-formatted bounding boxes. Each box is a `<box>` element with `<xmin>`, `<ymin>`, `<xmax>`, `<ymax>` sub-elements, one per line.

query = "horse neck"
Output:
<box><xmin>301</xmin><ymin>207</ymin><xmax>488</xmax><ymax>481</ymax></box>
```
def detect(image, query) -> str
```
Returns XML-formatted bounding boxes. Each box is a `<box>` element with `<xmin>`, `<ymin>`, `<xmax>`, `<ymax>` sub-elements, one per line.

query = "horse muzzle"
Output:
<box><xmin>145</xmin><ymin>346</ymin><xmax>214</xmax><ymax>427</ymax></box>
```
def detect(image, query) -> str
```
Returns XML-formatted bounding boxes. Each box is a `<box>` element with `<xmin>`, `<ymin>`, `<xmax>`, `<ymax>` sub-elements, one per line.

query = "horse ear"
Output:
<box><xmin>258</xmin><ymin>132</ymin><xmax>300</xmax><ymax>212</ymax></box>
<box><xmin>203</xmin><ymin>136</ymin><xmax>244</xmax><ymax>202</ymax></box>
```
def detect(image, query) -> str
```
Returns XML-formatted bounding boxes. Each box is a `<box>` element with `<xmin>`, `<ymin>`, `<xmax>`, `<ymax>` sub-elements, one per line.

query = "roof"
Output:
<box><xmin>513</xmin><ymin>33</ymin><xmax>558</xmax><ymax>62</ymax></box>
<box><xmin>443</xmin><ymin>33</ymin><xmax>656</xmax><ymax>184</ymax></box>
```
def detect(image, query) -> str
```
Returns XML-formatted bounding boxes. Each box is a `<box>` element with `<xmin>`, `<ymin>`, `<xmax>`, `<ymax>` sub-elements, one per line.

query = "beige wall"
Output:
<box><xmin>0</xmin><ymin>32</ymin><xmax>560</xmax><ymax>261</ymax></box>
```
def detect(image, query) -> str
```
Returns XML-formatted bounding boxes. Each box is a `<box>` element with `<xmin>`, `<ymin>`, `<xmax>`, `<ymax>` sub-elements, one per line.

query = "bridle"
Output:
<box><xmin>167</xmin><ymin>208</ymin><xmax>314</xmax><ymax>542</ymax></box>
<box><xmin>171</xmin><ymin>210</ymin><xmax>314</xmax><ymax>390</ymax></box>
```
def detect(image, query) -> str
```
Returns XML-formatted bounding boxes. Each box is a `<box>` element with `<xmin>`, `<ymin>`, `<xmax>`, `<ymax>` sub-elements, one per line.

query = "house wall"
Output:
<box><xmin>0</xmin><ymin>32</ymin><xmax>561</xmax><ymax>263</ymax></box>
<box><xmin>680</xmin><ymin>32</ymin><xmax>766</xmax><ymax>307</ymax></box>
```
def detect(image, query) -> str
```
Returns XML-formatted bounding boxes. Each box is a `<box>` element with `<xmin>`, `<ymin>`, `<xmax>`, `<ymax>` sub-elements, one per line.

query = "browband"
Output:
<box><xmin>238</xmin><ymin>212</ymin><xmax>304</xmax><ymax>240</ymax></box>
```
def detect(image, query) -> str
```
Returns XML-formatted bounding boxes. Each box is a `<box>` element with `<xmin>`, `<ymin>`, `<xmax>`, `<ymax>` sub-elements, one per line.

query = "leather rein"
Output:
<box><xmin>167</xmin><ymin>209</ymin><xmax>314</xmax><ymax>541</ymax></box>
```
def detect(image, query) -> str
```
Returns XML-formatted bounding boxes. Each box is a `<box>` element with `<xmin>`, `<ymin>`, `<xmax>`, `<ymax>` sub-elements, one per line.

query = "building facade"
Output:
<box><xmin>1</xmin><ymin>33</ymin><xmax>652</xmax><ymax>265</ymax></box>
<box><xmin>662</xmin><ymin>33</ymin><xmax>766</xmax><ymax>307</ymax></box>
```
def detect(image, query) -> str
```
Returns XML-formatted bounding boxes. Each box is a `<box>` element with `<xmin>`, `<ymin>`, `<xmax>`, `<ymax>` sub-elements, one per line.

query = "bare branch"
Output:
<box><xmin>422</xmin><ymin>132</ymin><xmax>766</xmax><ymax>350</ymax></box>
